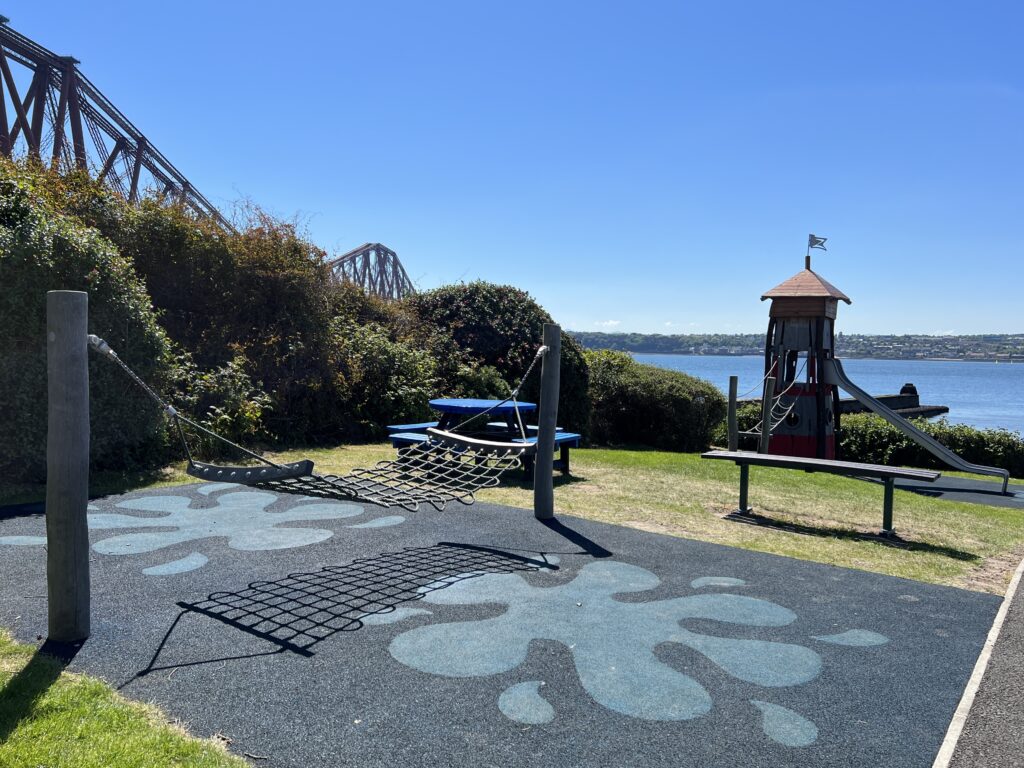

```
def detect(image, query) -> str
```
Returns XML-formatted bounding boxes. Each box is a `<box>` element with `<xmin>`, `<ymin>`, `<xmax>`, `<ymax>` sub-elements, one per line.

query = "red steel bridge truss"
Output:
<box><xmin>0</xmin><ymin>17</ymin><xmax>232</xmax><ymax>229</ymax></box>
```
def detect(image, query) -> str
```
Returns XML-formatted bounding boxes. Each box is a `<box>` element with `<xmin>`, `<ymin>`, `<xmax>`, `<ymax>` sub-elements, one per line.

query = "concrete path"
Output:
<box><xmin>0</xmin><ymin>483</ymin><xmax>1003</xmax><ymax>767</ymax></box>
<box><xmin>946</xmin><ymin>556</ymin><xmax>1024</xmax><ymax>768</ymax></box>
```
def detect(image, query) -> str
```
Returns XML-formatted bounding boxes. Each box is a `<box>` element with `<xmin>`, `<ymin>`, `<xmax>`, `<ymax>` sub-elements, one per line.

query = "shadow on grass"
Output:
<box><xmin>724</xmin><ymin>510</ymin><xmax>980</xmax><ymax>562</ymax></box>
<box><xmin>0</xmin><ymin>638</ymin><xmax>83</xmax><ymax>742</ymax></box>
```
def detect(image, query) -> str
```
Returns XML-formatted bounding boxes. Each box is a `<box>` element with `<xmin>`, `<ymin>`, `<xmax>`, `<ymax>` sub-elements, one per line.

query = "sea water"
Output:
<box><xmin>633</xmin><ymin>354</ymin><xmax>1024</xmax><ymax>435</ymax></box>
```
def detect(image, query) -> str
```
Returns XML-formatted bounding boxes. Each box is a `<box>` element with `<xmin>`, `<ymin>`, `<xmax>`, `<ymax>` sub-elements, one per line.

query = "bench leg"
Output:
<box><xmin>881</xmin><ymin>478</ymin><xmax>895</xmax><ymax>536</ymax></box>
<box><xmin>560</xmin><ymin>444</ymin><xmax>570</xmax><ymax>475</ymax></box>
<box><xmin>737</xmin><ymin>464</ymin><xmax>752</xmax><ymax>515</ymax></box>
<box><xmin>523</xmin><ymin>454</ymin><xmax>535</xmax><ymax>480</ymax></box>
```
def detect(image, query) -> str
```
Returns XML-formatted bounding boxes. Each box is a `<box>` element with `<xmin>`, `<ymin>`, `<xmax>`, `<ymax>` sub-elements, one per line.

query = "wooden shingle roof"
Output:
<box><xmin>761</xmin><ymin>269</ymin><xmax>851</xmax><ymax>303</ymax></box>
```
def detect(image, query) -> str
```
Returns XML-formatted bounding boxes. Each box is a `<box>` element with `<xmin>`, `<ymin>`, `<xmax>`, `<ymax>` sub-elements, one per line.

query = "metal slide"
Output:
<box><xmin>823</xmin><ymin>358</ymin><xmax>1010</xmax><ymax>493</ymax></box>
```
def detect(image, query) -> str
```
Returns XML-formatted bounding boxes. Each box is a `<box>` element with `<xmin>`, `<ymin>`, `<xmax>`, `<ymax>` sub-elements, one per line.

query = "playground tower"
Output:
<box><xmin>760</xmin><ymin>255</ymin><xmax>851</xmax><ymax>459</ymax></box>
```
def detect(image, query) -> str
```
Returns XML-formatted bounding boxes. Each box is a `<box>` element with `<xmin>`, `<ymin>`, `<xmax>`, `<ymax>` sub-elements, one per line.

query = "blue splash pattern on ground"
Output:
<box><xmin>812</xmin><ymin>629</ymin><xmax>889</xmax><ymax>647</ymax></box>
<box><xmin>691</xmin><ymin>576</ymin><xmax>746</xmax><ymax>588</ymax></box>
<box><xmin>347</xmin><ymin>515</ymin><xmax>405</xmax><ymax>529</ymax></box>
<box><xmin>0</xmin><ymin>536</ymin><xmax>47</xmax><ymax>546</ymax></box>
<box><xmin>39</xmin><ymin>488</ymin><xmax>405</xmax><ymax>574</ymax></box>
<box><xmin>359</xmin><ymin>606</ymin><xmax>432</xmax><ymax>625</ymax></box>
<box><xmin>388</xmin><ymin>560</ymin><xmax>889</xmax><ymax>745</ymax></box>
<box><xmin>751</xmin><ymin>700</ymin><xmax>818</xmax><ymax>747</ymax></box>
<box><xmin>196</xmin><ymin>483</ymin><xmax>239</xmax><ymax>496</ymax></box>
<box><xmin>142</xmin><ymin>552</ymin><xmax>209</xmax><ymax>575</ymax></box>
<box><xmin>499</xmin><ymin>681</ymin><xmax>554</xmax><ymax>724</ymax></box>
<box><xmin>88</xmin><ymin>491</ymin><xmax>364</xmax><ymax>557</ymax></box>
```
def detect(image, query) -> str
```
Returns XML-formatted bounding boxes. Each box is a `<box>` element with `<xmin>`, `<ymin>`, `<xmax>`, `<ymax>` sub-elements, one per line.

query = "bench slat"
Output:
<box><xmin>701</xmin><ymin>450</ymin><xmax>940</xmax><ymax>482</ymax></box>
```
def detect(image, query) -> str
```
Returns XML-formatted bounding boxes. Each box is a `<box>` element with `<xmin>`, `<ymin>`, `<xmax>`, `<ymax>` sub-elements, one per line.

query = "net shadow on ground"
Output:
<box><xmin>172</xmin><ymin>542</ymin><xmax>555</xmax><ymax>659</ymax></box>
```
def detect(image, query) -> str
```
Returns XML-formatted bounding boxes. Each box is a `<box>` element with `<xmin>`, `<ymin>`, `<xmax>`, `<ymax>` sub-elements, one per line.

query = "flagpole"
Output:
<box><xmin>806</xmin><ymin>234</ymin><xmax>827</xmax><ymax>270</ymax></box>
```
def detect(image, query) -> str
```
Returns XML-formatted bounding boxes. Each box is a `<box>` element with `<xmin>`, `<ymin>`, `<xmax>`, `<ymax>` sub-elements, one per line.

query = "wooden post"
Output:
<box><xmin>533</xmin><ymin>323</ymin><xmax>561</xmax><ymax>520</ymax></box>
<box><xmin>727</xmin><ymin>375</ymin><xmax>738</xmax><ymax>451</ymax></box>
<box><xmin>758</xmin><ymin>375</ymin><xmax>776</xmax><ymax>454</ymax></box>
<box><xmin>46</xmin><ymin>290</ymin><xmax>91</xmax><ymax>641</ymax></box>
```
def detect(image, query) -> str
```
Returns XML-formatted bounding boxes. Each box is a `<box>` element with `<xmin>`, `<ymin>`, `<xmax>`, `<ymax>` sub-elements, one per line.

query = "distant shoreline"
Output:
<box><xmin>570</xmin><ymin>331</ymin><xmax>1024</xmax><ymax>364</ymax></box>
<box><xmin>626</xmin><ymin>352</ymin><xmax>1021</xmax><ymax>364</ymax></box>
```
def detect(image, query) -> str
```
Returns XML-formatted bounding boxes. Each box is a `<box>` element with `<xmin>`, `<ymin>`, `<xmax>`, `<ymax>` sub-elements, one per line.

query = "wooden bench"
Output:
<box><xmin>701</xmin><ymin>450</ymin><xmax>941</xmax><ymax>535</ymax></box>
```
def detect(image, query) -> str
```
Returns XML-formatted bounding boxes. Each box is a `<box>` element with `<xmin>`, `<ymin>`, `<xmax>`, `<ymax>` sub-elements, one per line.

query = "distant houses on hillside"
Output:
<box><xmin>570</xmin><ymin>332</ymin><xmax>1024</xmax><ymax>362</ymax></box>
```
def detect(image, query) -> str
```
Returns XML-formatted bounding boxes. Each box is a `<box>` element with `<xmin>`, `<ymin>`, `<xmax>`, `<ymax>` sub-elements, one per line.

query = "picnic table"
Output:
<box><xmin>388</xmin><ymin>398</ymin><xmax>581</xmax><ymax>475</ymax></box>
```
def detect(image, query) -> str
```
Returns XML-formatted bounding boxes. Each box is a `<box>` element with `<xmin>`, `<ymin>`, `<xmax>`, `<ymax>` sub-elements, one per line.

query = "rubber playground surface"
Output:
<box><xmin>0</xmin><ymin>483</ymin><xmax>1002</xmax><ymax>768</ymax></box>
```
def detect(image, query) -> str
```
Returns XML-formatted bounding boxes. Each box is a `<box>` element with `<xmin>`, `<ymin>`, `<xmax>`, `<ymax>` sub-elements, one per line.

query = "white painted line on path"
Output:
<box><xmin>932</xmin><ymin>552</ymin><xmax>1024</xmax><ymax>768</ymax></box>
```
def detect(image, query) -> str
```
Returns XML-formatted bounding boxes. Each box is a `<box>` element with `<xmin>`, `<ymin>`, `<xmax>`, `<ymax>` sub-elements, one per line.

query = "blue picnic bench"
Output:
<box><xmin>388</xmin><ymin>398</ymin><xmax>580</xmax><ymax>475</ymax></box>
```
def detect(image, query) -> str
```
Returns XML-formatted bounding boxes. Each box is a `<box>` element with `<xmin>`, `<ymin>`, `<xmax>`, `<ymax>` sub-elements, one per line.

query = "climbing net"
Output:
<box><xmin>89</xmin><ymin>335</ymin><xmax>544</xmax><ymax>512</ymax></box>
<box><xmin>193</xmin><ymin>435</ymin><xmax>526</xmax><ymax>512</ymax></box>
<box><xmin>738</xmin><ymin>358</ymin><xmax>807</xmax><ymax>439</ymax></box>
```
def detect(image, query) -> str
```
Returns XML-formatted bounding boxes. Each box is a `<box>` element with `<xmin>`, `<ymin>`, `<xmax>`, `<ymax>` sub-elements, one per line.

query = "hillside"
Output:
<box><xmin>570</xmin><ymin>331</ymin><xmax>1024</xmax><ymax>361</ymax></box>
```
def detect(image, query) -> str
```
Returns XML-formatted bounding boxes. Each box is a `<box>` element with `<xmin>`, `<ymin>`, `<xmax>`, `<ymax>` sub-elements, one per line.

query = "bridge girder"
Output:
<box><xmin>327</xmin><ymin>243</ymin><xmax>416</xmax><ymax>301</ymax></box>
<box><xmin>0</xmin><ymin>17</ymin><xmax>232</xmax><ymax>230</ymax></box>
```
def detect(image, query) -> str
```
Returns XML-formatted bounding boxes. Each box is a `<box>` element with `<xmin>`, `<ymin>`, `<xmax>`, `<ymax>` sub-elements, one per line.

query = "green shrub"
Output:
<box><xmin>65</xmin><ymin>182</ymin><xmax>355</xmax><ymax>446</ymax></box>
<box><xmin>586</xmin><ymin>350</ymin><xmax>726</xmax><ymax>451</ymax></box>
<box><xmin>0</xmin><ymin>162</ymin><xmax>174</xmax><ymax>479</ymax></box>
<box><xmin>331</xmin><ymin>321</ymin><xmax>437</xmax><ymax>439</ymax></box>
<box><xmin>839</xmin><ymin>414</ymin><xmax>1024</xmax><ymax>477</ymax></box>
<box><xmin>171</xmin><ymin>353</ymin><xmax>274</xmax><ymax>459</ymax></box>
<box><xmin>0</xmin><ymin>160</ymin><xmax>284</xmax><ymax>478</ymax></box>
<box><xmin>407</xmin><ymin>282</ymin><xmax>591</xmax><ymax>436</ymax></box>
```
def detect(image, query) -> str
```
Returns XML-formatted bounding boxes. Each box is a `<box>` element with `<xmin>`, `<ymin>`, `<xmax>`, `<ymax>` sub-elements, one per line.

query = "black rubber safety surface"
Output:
<box><xmin>0</xmin><ymin>483</ymin><xmax>1001</xmax><ymax>768</ymax></box>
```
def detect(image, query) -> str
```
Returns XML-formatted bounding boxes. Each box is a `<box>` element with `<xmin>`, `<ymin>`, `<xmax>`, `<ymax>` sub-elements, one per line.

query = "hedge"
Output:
<box><xmin>840</xmin><ymin>414</ymin><xmax>1024</xmax><ymax>477</ymax></box>
<box><xmin>0</xmin><ymin>164</ymin><xmax>174</xmax><ymax>479</ymax></box>
<box><xmin>586</xmin><ymin>350</ymin><xmax>726</xmax><ymax>451</ymax></box>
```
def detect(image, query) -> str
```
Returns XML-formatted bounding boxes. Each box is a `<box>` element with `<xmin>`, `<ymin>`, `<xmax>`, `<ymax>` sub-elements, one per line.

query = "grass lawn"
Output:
<box><xmin>0</xmin><ymin>631</ymin><xmax>245</xmax><ymax>768</ymax></box>
<box><xmin>2</xmin><ymin>442</ymin><xmax>1021</xmax><ymax>767</ymax></box>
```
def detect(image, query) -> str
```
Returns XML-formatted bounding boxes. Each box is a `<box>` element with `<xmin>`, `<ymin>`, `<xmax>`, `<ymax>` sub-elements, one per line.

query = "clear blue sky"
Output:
<box><xmin>12</xmin><ymin>1</ymin><xmax>1024</xmax><ymax>334</ymax></box>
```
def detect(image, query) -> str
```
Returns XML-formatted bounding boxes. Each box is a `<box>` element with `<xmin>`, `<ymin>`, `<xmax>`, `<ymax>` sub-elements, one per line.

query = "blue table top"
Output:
<box><xmin>429</xmin><ymin>398</ymin><xmax>537</xmax><ymax>415</ymax></box>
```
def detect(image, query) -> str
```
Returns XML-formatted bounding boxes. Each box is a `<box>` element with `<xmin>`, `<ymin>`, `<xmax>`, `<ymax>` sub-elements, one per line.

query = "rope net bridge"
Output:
<box><xmin>88</xmin><ymin>335</ymin><xmax>549</xmax><ymax>512</ymax></box>
<box><xmin>735</xmin><ymin>359</ymin><xmax>807</xmax><ymax>439</ymax></box>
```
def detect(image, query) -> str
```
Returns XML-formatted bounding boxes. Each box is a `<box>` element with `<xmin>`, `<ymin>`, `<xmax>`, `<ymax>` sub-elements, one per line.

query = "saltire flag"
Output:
<box><xmin>808</xmin><ymin>234</ymin><xmax>827</xmax><ymax>251</ymax></box>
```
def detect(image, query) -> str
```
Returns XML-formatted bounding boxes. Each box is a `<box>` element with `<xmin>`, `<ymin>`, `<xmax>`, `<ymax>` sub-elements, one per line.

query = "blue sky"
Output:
<box><xmin>12</xmin><ymin>1</ymin><xmax>1023</xmax><ymax>334</ymax></box>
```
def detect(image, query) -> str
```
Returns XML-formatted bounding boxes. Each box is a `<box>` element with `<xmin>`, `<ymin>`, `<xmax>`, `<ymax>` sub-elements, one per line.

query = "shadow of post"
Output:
<box><xmin>0</xmin><ymin>639</ymin><xmax>83</xmax><ymax>742</ymax></box>
<box><xmin>539</xmin><ymin>517</ymin><xmax>613</xmax><ymax>558</ymax></box>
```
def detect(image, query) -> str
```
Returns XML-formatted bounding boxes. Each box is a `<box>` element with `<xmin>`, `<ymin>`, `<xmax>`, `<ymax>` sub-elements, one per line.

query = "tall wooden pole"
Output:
<box><xmin>533</xmin><ymin>323</ymin><xmax>561</xmax><ymax>520</ymax></box>
<box><xmin>46</xmin><ymin>290</ymin><xmax>91</xmax><ymax>641</ymax></box>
